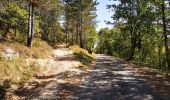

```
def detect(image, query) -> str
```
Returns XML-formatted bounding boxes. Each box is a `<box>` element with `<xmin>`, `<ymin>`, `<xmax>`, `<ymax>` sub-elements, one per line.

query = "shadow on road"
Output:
<box><xmin>13</xmin><ymin>54</ymin><xmax>168</xmax><ymax>100</ymax></box>
<box><xmin>68</xmin><ymin>54</ymin><xmax>164</xmax><ymax>100</ymax></box>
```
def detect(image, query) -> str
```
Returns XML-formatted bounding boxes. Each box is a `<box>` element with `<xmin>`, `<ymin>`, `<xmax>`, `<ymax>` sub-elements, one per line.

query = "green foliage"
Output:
<box><xmin>70</xmin><ymin>45</ymin><xmax>95</xmax><ymax>65</ymax></box>
<box><xmin>97</xmin><ymin>25</ymin><xmax>169</xmax><ymax>70</ymax></box>
<box><xmin>0</xmin><ymin>1</ymin><xmax>26</xmax><ymax>45</ymax></box>
<box><xmin>74</xmin><ymin>52</ymin><xmax>94</xmax><ymax>65</ymax></box>
<box><xmin>97</xmin><ymin>0</ymin><xmax>170</xmax><ymax>71</ymax></box>
<box><xmin>39</xmin><ymin>0</ymin><xmax>63</xmax><ymax>43</ymax></box>
<box><xmin>0</xmin><ymin>0</ymin><xmax>63</xmax><ymax>44</ymax></box>
<box><xmin>64</xmin><ymin>0</ymin><xmax>98</xmax><ymax>50</ymax></box>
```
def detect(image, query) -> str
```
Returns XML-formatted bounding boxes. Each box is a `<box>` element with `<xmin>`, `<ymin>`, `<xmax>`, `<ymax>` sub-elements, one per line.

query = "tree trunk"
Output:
<box><xmin>14</xmin><ymin>26</ymin><xmax>17</xmax><ymax>37</ymax></box>
<box><xmin>79</xmin><ymin>0</ymin><xmax>83</xmax><ymax>48</ymax></box>
<box><xmin>71</xmin><ymin>33</ymin><xmax>74</xmax><ymax>45</ymax></box>
<box><xmin>3</xmin><ymin>26</ymin><xmax>9</xmax><ymax>37</ymax></box>
<box><xmin>51</xmin><ymin>11</ymin><xmax>56</xmax><ymax>43</ymax></box>
<box><xmin>158</xmin><ymin>43</ymin><xmax>162</xmax><ymax>68</ymax></box>
<box><xmin>27</xmin><ymin>2</ymin><xmax>34</xmax><ymax>48</ymax></box>
<box><xmin>65</xmin><ymin>19</ymin><xmax>69</xmax><ymax>44</ymax></box>
<box><xmin>76</xmin><ymin>22</ymin><xmax>79</xmax><ymax>44</ymax></box>
<box><xmin>129</xmin><ymin>34</ymin><xmax>137</xmax><ymax>60</ymax></box>
<box><xmin>41</xmin><ymin>10</ymin><xmax>49</xmax><ymax>40</ymax></box>
<box><xmin>161</xmin><ymin>2</ymin><xmax>170</xmax><ymax>69</ymax></box>
<box><xmin>41</xmin><ymin>25</ymin><xmax>48</xmax><ymax>40</ymax></box>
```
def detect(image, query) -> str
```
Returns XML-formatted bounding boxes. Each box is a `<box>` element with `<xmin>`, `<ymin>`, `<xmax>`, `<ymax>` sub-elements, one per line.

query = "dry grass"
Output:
<box><xmin>0</xmin><ymin>39</ymin><xmax>55</xmax><ymax>100</ymax></box>
<box><xmin>0</xmin><ymin>44</ymin><xmax>5</xmax><ymax>51</ymax></box>
<box><xmin>52</xmin><ymin>43</ymin><xmax>69</xmax><ymax>49</ymax></box>
<box><xmin>0</xmin><ymin>39</ymin><xmax>54</xmax><ymax>84</ymax></box>
<box><xmin>69</xmin><ymin>45</ymin><xmax>95</xmax><ymax>65</ymax></box>
<box><xmin>0</xmin><ymin>42</ymin><xmax>30</xmax><ymax>57</ymax></box>
<box><xmin>32</xmin><ymin>39</ymin><xmax>53</xmax><ymax>58</ymax></box>
<box><xmin>0</xmin><ymin>58</ymin><xmax>40</xmax><ymax>84</ymax></box>
<box><xmin>0</xmin><ymin>39</ymin><xmax>53</xmax><ymax>58</ymax></box>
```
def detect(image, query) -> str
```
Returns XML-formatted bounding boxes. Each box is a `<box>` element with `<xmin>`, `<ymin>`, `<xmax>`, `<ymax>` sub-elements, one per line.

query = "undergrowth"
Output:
<box><xmin>32</xmin><ymin>38</ymin><xmax>53</xmax><ymax>58</ymax></box>
<box><xmin>0</xmin><ymin>58</ymin><xmax>40</xmax><ymax>84</ymax></box>
<box><xmin>69</xmin><ymin>45</ymin><xmax>95</xmax><ymax>65</ymax></box>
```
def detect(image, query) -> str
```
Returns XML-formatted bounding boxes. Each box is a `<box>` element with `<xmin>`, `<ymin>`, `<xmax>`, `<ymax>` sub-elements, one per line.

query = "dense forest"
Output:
<box><xmin>0</xmin><ymin>0</ymin><xmax>170</xmax><ymax>71</ymax></box>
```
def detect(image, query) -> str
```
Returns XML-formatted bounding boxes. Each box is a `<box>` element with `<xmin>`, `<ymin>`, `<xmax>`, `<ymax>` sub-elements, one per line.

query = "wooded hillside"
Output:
<box><xmin>0</xmin><ymin>0</ymin><xmax>98</xmax><ymax>51</ymax></box>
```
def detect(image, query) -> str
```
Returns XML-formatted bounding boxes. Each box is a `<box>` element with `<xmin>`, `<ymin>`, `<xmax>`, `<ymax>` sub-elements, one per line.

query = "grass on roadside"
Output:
<box><xmin>32</xmin><ymin>38</ymin><xmax>53</xmax><ymax>58</ymax></box>
<box><xmin>69</xmin><ymin>45</ymin><xmax>95</xmax><ymax>65</ymax></box>
<box><xmin>0</xmin><ymin>38</ymin><xmax>53</xmax><ymax>59</ymax></box>
<box><xmin>0</xmin><ymin>58</ymin><xmax>41</xmax><ymax>85</ymax></box>
<box><xmin>0</xmin><ymin>39</ymin><xmax>54</xmax><ymax>85</ymax></box>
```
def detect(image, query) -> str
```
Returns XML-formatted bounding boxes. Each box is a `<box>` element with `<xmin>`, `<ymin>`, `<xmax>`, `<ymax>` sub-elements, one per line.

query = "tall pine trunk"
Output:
<box><xmin>161</xmin><ymin>2</ymin><xmax>170</xmax><ymax>69</ymax></box>
<box><xmin>158</xmin><ymin>43</ymin><xmax>162</xmax><ymax>68</ymax></box>
<box><xmin>27</xmin><ymin>1</ymin><xmax>34</xmax><ymax>48</ymax></box>
<box><xmin>79</xmin><ymin>0</ymin><xmax>83</xmax><ymax>48</ymax></box>
<box><xmin>76</xmin><ymin>21</ymin><xmax>79</xmax><ymax>44</ymax></box>
<box><xmin>65</xmin><ymin>18</ymin><xmax>69</xmax><ymax>44</ymax></box>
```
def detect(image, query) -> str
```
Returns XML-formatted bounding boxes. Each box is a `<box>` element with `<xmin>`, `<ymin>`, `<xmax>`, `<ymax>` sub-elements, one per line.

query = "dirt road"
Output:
<box><xmin>29</xmin><ymin>54</ymin><xmax>166</xmax><ymax>100</ymax></box>
<box><xmin>68</xmin><ymin>54</ymin><xmax>164</xmax><ymax>100</ymax></box>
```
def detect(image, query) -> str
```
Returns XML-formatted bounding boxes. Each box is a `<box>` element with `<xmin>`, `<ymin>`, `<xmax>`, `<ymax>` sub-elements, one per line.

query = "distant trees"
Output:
<box><xmin>63</xmin><ymin>0</ymin><xmax>98</xmax><ymax>50</ymax></box>
<box><xmin>161</xmin><ymin>0</ymin><xmax>170</xmax><ymax>69</ymax></box>
<box><xmin>38</xmin><ymin>0</ymin><xmax>63</xmax><ymax>43</ymax></box>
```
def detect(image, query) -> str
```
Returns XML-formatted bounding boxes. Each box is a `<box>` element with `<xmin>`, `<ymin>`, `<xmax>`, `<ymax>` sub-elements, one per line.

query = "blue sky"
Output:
<box><xmin>96</xmin><ymin>0</ymin><xmax>117</xmax><ymax>31</ymax></box>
